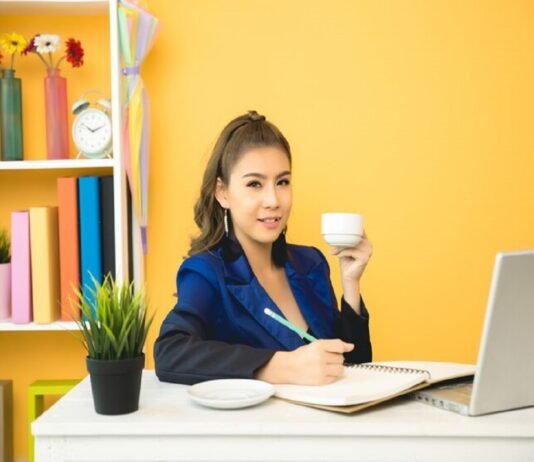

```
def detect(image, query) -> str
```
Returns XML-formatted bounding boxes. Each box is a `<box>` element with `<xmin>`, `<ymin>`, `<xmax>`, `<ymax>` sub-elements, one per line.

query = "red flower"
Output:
<box><xmin>21</xmin><ymin>35</ymin><xmax>37</xmax><ymax>56</ymax></box>
<box><xmin>65</xmin><ymin>38</ymin><xmax>84</xmax><ymax>67</ymax></box>
<box><xmin>0</xmin><ymin>52</ymin><xmax>3</xmax><ymax>65</ymax></box>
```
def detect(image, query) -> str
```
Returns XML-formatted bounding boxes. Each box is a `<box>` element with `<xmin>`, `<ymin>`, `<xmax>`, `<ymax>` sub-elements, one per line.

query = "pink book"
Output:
<box><xmin>11</xmin><ymin>211</ymin><xmax>32</xmax><ymax>323</ymax></box>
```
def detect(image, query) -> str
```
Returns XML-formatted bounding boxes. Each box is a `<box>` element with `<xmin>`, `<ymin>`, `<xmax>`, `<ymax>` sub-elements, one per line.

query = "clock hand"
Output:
<box><xmin>81</xmin><ymin>123</ymin><xmax>95</xmax><ymax>133</ymax></box>
<box><xmin>92</xmin><ymin>125</ymin><xmax>105</xmax><ymax>132</ymax></box>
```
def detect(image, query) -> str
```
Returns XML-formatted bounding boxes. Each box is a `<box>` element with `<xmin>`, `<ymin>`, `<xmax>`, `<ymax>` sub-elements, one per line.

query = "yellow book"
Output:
<box><xmin>29</xmin><ymin>207</ymin><xmax>60</xmax><ymax>323</ymax></box>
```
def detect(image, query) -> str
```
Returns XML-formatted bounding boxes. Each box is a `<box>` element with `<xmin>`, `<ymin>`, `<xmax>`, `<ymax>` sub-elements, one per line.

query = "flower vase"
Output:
<box><xmin>0</xmin><ymin>262</ymin><xmax>11</xmax><ymax>320</ymax></box>
<box><xmin>44</xmin><ymin>68</ymin><xmax>69</xmax><ymax>159</ymax></box>
<box><xmin>0</xmin><ymin>69</ymin><xmax>24</xmax><ymax>161</ymax></box>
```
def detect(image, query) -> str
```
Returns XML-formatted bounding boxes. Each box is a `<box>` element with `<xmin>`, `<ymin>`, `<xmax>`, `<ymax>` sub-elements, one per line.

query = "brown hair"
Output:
<box><xmin>189</xmin><ymin>110</ymin><xmax>292</xmax><ymax>256</ymax></box>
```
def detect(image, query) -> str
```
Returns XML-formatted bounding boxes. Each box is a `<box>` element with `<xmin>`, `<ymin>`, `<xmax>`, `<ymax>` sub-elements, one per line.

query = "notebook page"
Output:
<box><xmin>275</xmin><ymin>366</ymin><xmax>428</xmax><ymax>406</ymax></box>
<box><xmin>374</xmin><ymin>361</ymin><xmax>476</xmax><ymax>383</ymax></box>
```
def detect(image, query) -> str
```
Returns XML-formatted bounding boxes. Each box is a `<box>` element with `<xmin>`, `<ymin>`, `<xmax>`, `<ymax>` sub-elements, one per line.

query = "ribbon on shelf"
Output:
<box><xmin>117</xmin><ymin>0</ymin><xmax>160</xmax><ymax>255</ymax></box>
<box><xmin>121</xmin><ymin>65</ymin><xmax>140</xmax><ymax>76</ymax></box>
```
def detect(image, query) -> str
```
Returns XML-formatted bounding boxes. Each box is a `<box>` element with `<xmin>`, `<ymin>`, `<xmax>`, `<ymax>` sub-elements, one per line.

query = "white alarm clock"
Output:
<box><xmin>71</xmin><ymin>95</ymin><xmax>113</xmax><ymax>159</ymax></box>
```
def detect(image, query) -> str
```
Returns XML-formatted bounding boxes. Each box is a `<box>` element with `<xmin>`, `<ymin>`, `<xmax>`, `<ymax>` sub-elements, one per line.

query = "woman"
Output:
<box><xmin>154</xmin><ymin>110</ymin><xmax>373</xmax><ymax>385</ymax></box>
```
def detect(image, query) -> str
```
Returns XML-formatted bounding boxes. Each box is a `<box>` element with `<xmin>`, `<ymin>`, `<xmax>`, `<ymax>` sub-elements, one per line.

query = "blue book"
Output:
<box><xmin>78</xmin><ymin>176</ymin><xmax>102</xmax><ymax>316</ymax></box>
<box><xmin>99</xmin><ymin>176</ymin><xmax>115</xmax><ymax>280</ymax></box>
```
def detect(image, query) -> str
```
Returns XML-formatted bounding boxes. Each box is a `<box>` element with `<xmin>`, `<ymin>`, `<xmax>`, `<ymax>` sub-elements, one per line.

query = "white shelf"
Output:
<box><xmin>0</xmin><ymin>0</ymin><xmax>140</xmax><ymax>335</ymax></box>
<box><xmin>0</xmin><ymin>320</ymin><xmax>79</xmax><ymax>331</ymax></box>
<box><xmin>0</xmin><ymin>0</ymin><xmax>108</xmax><ymax>15</ymax></box>
<box><xmin>0</xmin><ymin>158</ymin><xmax>115</xmax><ymax>171</ymax></box>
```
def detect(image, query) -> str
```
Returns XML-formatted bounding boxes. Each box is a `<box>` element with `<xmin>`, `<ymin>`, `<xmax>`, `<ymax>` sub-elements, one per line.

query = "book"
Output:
<box><xmin>127</xmin><ymin>183</ymin><xmax>133</xmax><ymax>282</ymax></box>
<box><xmin>99</xmin><ymin>175</ymin><xmax>115</xmax><ymax>279</ymax></box>
<box><xmin>10</xmin><ymin>211</ymin><xmax>32</xmax><ymax>323</ymax></box>
<box><xmin>274</xmin><ymin>361</ymin><xmax>476</xmax><ymax>414</ymax></box>
<box><xmin>57</xmin><ymin>177</ymin><xmax>80</xmax><ymax>321</ymax></box>
<box><xmin>29</xmin><ymin>207</ymin><xmax>61</xmax><ymax>323</ymax></box>
<box><xmin>0</xmin><ymin>380</ymin><xmax>13</xmax><ymax>462</ymax></box>
<box><xmin>78</xmin><ymin>176</ymin><xmax>102</xmax><ymax>315</ymax></box>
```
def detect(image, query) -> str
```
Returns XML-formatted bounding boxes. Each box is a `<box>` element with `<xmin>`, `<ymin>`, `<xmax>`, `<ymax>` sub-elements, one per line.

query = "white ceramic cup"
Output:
<box><xmin>321</xmin><ymin>213</ymin><xmax>363</xmax><ymax>247</ymax></box>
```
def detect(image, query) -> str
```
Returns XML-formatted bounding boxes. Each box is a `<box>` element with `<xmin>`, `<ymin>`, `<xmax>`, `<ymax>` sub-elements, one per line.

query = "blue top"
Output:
<box><xmin>154</xmin><ymin>242</ymin><xmax>372</xmax><ymax>384</ymax></box>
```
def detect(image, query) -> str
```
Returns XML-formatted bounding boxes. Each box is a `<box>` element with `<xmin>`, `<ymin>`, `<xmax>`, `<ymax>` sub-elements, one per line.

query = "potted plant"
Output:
<box><xmin>74</xmin><ymin>275</ymin><xmax>154</xmax><ymax>415</ymax></box>
<box><xmin>0</xmin><ymin>229</ymin><xmax>11</xmax><ymax>320</ymax></box>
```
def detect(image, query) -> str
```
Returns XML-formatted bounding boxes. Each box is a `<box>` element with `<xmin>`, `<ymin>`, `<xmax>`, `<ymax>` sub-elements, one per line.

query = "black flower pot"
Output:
<box><xmin>86</xmin><ymin>354</ymin><xmax>145</xmax><ymax>415</ymax></box>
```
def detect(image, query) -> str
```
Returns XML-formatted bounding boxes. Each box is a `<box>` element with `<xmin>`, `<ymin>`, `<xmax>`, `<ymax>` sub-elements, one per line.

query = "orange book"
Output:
<box><xmin>29</xmin><ymin>207</ymin><xmax>60</xmax><ymax>323</ymax></box>
<box><xmin>57</xmin><ymin>177</ymin><xmax>80</xmax><ymax>320</ymax></box>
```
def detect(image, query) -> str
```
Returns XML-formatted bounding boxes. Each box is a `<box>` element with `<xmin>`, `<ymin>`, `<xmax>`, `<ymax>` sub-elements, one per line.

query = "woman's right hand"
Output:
<box><xmin>256</xmin><ymin>339</ymin><xmax>354</xmax><ymax>385</ymax></box>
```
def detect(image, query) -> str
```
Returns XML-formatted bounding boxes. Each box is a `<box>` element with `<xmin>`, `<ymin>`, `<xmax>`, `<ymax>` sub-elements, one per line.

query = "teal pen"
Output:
<box><xmin>264</xmin><ymin>307</ymin><xmax>317</xmax><ymax>342</ymax></box>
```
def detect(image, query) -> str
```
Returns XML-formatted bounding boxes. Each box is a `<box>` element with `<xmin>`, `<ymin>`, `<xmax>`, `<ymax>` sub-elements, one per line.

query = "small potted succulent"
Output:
<box><xmin>74</xmin><ymin>275</ymin><xmax>154</xmax><ymax>415</ymax></box>
<box><xmin>0</xmin><ymin>229</ymin><xmax>11</xmax><ymax>320</ymax></box>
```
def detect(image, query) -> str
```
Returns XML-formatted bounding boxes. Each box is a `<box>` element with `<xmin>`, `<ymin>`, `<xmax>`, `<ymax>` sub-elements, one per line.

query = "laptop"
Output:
<box><xmin>413</xmin><ymin>250</ymin><xmax>534</xmax><ymax>416</ymax></box>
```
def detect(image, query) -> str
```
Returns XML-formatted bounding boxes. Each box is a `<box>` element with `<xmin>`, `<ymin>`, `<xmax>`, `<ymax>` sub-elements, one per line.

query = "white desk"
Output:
<box><xmin>33</xmin><ymin>370</ymin><xmax>534</xmax><ymax>462</ymax></box>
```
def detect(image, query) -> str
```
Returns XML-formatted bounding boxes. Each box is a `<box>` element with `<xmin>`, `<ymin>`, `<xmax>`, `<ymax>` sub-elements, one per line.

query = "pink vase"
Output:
<box><xmin>44</xmin><ymin>68</ymin><xmax>69</xmax><ymax>159</ymax></box>
<box><xmin>0</xmin><ymin>263</ymin><xmax>11</xmax><ymax>320</ymax></box>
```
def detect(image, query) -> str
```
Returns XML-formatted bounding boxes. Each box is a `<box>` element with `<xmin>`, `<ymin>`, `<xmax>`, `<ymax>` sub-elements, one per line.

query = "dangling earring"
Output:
<box><xmin>224</xmin><ymin>208</ymin><xmax>229</xmax><ymax>237</ymax></box>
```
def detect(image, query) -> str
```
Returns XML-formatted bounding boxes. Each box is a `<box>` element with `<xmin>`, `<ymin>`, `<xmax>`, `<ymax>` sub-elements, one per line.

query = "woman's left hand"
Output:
<box><xmin>330</xmin><ymin>230</ymin><xmax>373</xmax><ymax>283</ymax></box>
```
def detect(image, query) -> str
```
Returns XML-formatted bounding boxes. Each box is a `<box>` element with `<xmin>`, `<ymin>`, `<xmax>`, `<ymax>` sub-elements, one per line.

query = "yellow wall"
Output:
<box><xmin>2</xmin><ymin>1</ymin><xmax>534</xmax><ymax>458</ymax></box>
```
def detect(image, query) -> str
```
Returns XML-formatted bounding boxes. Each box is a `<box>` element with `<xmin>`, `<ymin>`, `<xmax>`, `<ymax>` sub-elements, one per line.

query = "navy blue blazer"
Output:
<box><xmin>154</xmin><ymin>242</ymin><xmax>372</xmax><ymax>384</ymax></box>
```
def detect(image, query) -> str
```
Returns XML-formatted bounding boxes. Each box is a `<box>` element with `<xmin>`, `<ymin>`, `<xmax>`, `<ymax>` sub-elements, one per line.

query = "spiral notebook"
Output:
<box><xmin>274</xmin><ymin>361</ymin><xmax>476</xmax><ymax>414</ymax></box>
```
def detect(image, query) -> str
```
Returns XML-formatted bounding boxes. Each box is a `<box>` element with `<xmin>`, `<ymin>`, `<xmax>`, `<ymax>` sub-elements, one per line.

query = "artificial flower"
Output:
<box><xmin>65</xmin><ymin>38</ymin><xmax>84</xmax><ymax>67</ymax></box>
<box><xmin>34</xmin><ymin>34</ymin><xmax>60</xmax><ymax>54</ymax></box>
<box><xmin>0</xmin><ymin>32</ymin><xmax>27</xmax><ymax>55</ymax></box>
<box><xmin>21</xmin><ymin>36</ymin><xmax>36</xmax><ymax>56</ymax></box>
<box><xmin>0</xmin><ymin>32</ymin><xmax>28</xmax><ymax>69</ymax></box>
<box><xmin>24</xmin><ymin>33</ymin><xmax>85</xmax><ymax>70</ymax></box>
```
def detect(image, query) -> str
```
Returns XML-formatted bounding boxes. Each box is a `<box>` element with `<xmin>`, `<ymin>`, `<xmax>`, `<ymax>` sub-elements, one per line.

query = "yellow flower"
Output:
<box><xmin>0</xmin><ymin>32</ymin><xmax>28</xmax><ymax>55</ymax></box>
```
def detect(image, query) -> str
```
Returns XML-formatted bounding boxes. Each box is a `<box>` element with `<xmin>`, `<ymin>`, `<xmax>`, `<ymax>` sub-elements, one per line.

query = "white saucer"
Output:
<box><xmin>187</xmin><ymin>379</ymin><xmax>275</xmax><ymax>409</ymax></box>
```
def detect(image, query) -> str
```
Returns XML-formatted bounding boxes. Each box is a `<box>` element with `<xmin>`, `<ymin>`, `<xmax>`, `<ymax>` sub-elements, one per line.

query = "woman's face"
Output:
<box><xmin>216</xmin><ymin>146</ymin><xmax>292</xmax><ymax>249</ymax></box>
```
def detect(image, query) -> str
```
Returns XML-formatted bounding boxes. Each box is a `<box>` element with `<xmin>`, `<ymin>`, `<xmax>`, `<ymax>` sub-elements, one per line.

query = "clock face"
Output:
<box><xmin>72</xmin><ymin>108</ymin><xmax>112</xmax><ymax>158</ymax></box>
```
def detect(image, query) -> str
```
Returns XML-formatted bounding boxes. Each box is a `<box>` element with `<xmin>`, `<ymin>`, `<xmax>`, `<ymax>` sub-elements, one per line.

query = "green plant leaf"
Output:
<box><xmin>0</xmin><ymin>229</ymin><xmax>10</xmax><ymax>264</ymax></box>
<box><xmin>71</xmin><ymin>274</ymin><xmax>154</xmax><ymax>360</ymax></box>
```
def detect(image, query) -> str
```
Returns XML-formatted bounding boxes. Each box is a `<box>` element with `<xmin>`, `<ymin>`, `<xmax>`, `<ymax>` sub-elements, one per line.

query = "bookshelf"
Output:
<box><xmin>0</xmin><ymin>321</ymin><xmax>77</xmax><ymax>331</ymax></box>
<box><xmin>0</xmin><ymin>0</ymin><xmax>108</xmax><ymax>15</ymax></box>
<box><xmin>0</xmin><ymin>0</ymin><xmax>136</xmax><ymax>331</ymax></box>
<box><xmin>0</xmin><ymin>159</ymin><xmax>115</xmax><ymax>170</ymax></box>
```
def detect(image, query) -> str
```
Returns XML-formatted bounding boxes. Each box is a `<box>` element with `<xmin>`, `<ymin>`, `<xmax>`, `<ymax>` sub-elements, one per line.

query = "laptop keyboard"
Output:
<box><xmin>438</xmin><ymin>382</ymin><xmax>473</xmax><ymax>398</ymax></box>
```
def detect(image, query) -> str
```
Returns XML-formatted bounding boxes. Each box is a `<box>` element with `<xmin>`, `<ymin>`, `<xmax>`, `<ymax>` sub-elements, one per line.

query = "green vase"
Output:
<box><xmin>0</xmin><ymin>68</ymin><xmax>23</xmax><ymax>161</ymax></box>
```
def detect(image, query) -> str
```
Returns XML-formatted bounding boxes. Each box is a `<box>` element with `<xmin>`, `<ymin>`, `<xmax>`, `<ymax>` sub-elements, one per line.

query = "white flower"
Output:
<box><xmin>34</xmin><ymin>34</ymin><xmax>60</xmax><ymax>54</ymax></box>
